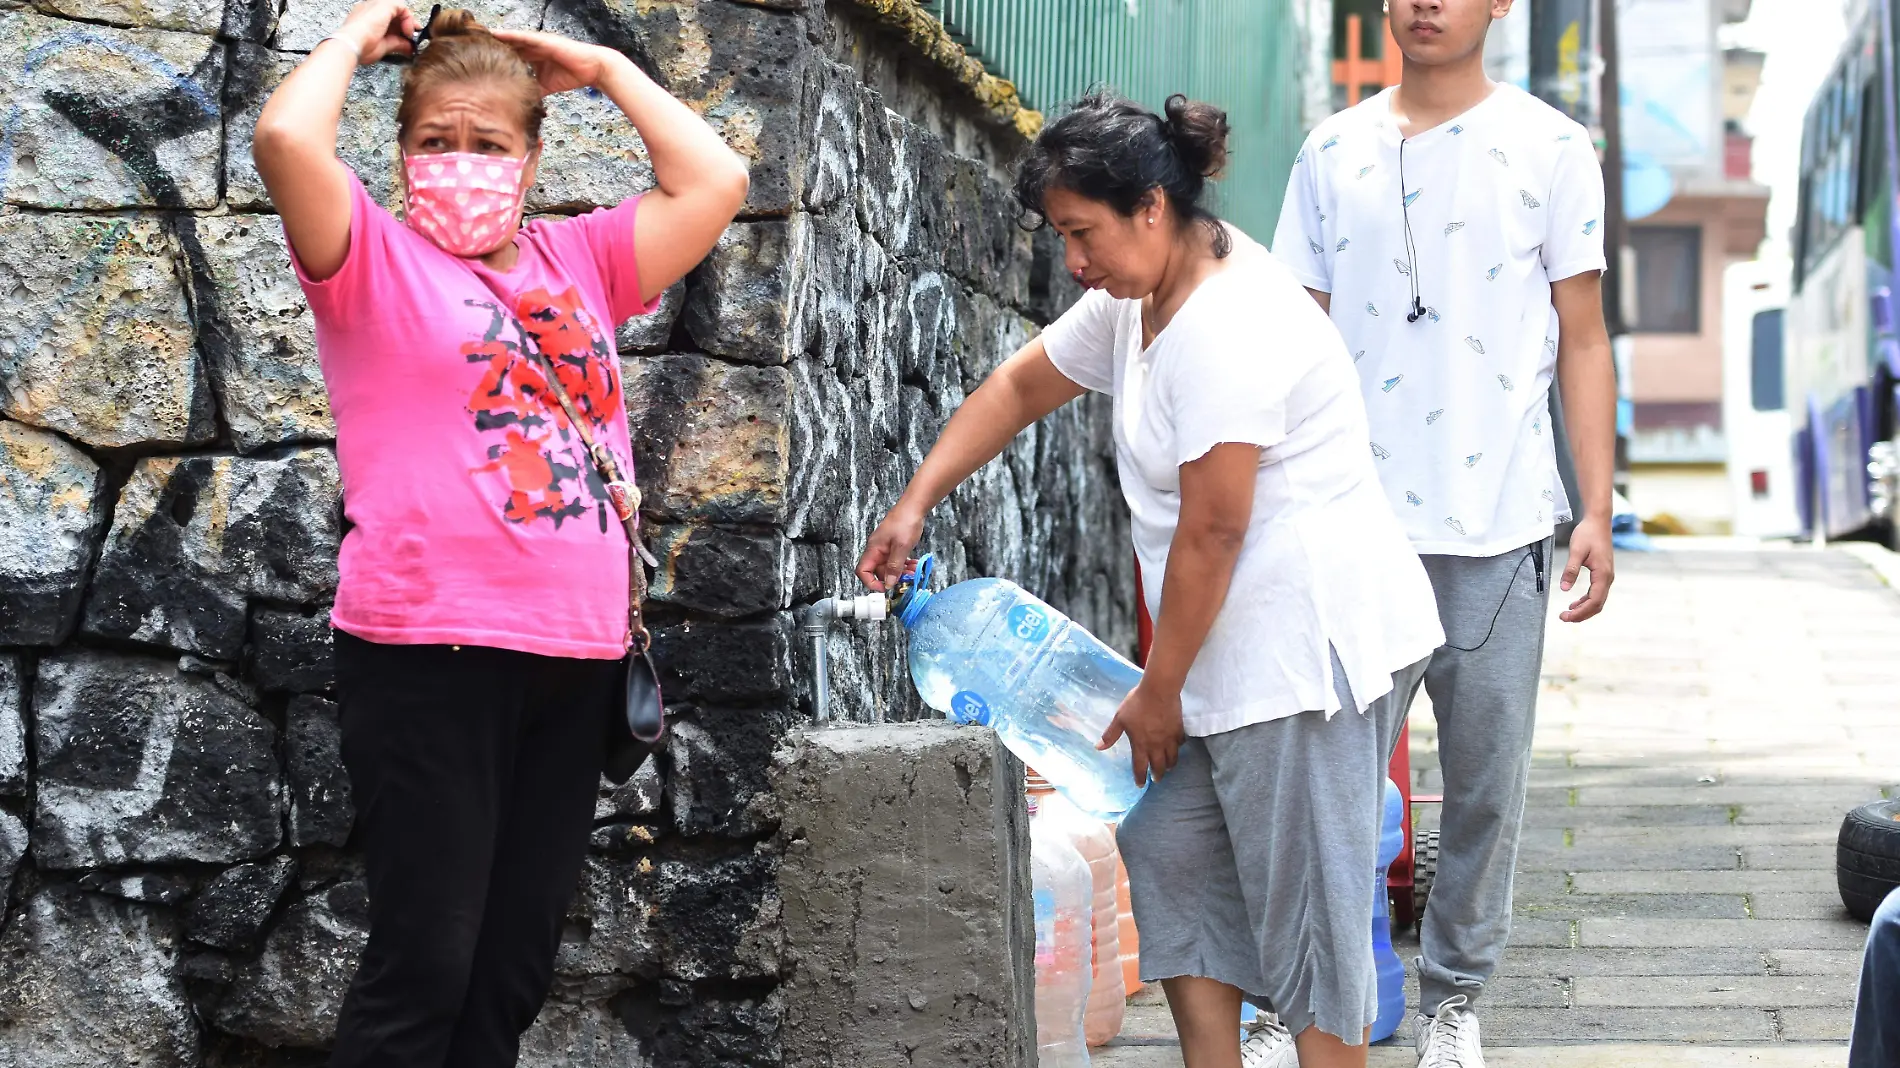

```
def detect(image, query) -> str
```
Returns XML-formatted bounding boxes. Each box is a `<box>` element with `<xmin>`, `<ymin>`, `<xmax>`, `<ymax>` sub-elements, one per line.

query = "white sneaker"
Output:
<box><xmin>1415</xmin><ymin>995</ymin><xmax>1485</xmax><ymax>1068</ymax></box>
<box><xmin>1240</xmin><ymin>1011</ymin><xmax>1298</xmax><ymax>1068</ymax></box>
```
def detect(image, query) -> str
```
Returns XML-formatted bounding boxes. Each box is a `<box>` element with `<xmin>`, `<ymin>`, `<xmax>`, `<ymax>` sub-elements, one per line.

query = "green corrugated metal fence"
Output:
<box><xmin>924</xmin><ymin>0</ymin><xmax>1305</xmax><ymax>241</ymax></box>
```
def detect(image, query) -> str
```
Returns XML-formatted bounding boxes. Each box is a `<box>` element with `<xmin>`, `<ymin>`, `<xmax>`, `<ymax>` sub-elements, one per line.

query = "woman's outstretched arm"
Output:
<box><xmin>857</xmin><ymin>337</ymin><xmax>1087</xmax><ymax>591</ymax></box>
<box><xmin>254</xmin><ymin>0</ymin><xmax>418</xmax><ymax>281</ymax></box>
<box><xmin>495</xmin><ymin>29</ymin><xmax>750</xmax><ymax>305</ymax></box>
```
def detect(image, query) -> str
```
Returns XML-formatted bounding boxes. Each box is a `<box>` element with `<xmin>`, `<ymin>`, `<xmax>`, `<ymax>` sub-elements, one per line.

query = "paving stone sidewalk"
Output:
<box><xmin>1096</xmin><ymin>541</ymin><xmax>1899</xmax><ymax>1065</ymax></box>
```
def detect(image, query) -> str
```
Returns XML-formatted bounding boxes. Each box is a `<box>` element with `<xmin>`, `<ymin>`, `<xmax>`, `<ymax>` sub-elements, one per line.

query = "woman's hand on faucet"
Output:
<box><xmin>857</xmin><ymin>506</ymin><xmax>925</xmax><ymax>592</ymax></box>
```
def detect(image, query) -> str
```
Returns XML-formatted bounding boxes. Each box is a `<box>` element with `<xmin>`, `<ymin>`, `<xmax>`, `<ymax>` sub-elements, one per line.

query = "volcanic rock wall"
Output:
<box><xmin>0</xmin><ymin>0</ymin><xmax>1134</xmax><ymax>1064</ymax></box>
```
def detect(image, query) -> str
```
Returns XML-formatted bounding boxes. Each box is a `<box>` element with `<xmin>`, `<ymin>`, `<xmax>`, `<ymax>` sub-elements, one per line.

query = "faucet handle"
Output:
<box><xmin>839</xmin><ymin>594</ymin><xmax>888</xmax><ymax>621</ymax></box>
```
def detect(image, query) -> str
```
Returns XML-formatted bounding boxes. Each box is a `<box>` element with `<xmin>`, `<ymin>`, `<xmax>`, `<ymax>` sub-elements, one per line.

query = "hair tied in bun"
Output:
<box><xmin>1163</xmin><ymin>93</ymin><xmax>1231</xmax><ymax>180</ymax></box>
<box><xmin>1013</xmin><ymin>88</ymin><xmax>1234</xmax><ymax>259</ymax></box>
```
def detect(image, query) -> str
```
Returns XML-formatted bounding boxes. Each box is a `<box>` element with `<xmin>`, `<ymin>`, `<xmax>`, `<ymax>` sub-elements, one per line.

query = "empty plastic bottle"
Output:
<box><xmin>1029</xmin><ymin>786</ymin><xmax>1094</xmax><ymax>1068</ymax></box>
<box><xmin>1037</xmin><ymin>788</ymin><xmax>1126</xmax><ymax>1046</ymax></box>
<box><xmin>893</xmin><ymin>558</ymin><xmax>1146</xmax><ymax>821</ymax></box>
<box><xmin>1113</xmin><ymin>853</ymin><xmax>1141</xmax><ymax>998</ymax></box>
<box><xmin>1371</xmin><ymin>777</ymin><xmax>1407</xmax><ymax>1042</ymax></box>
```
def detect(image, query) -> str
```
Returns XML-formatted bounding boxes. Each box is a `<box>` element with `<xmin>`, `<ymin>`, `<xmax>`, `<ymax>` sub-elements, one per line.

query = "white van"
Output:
<box><xmin>1723</xmin><ymin>259</ymin><xmax>1802</xmax><ymax>539</ymax></box>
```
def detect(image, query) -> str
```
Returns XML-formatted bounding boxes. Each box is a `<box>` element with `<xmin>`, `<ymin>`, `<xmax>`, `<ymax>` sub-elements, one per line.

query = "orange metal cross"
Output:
<box><xmin>1332</xmin><ymin>13</ymin><xmax>1405</xmax><ymax>107</ymax></box>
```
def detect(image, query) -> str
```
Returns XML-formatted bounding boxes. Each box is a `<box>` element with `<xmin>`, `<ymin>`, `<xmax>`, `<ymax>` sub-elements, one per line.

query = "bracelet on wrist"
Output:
<box><xmin>314</xmin><ymin>34</ymin><xmax>362</xmax><ymax>61</ymax></box>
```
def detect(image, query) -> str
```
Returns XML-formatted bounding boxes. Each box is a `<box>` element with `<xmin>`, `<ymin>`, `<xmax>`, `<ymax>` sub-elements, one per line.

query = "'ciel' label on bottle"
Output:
<box><xmin>1006</xmin><ymin>603</ymin><xmax>1051</xmax><ymax>643</ymax></box>
<box><xmin>951</xmin><ymin>690</ymin><xmax>990</xmax><ymax>724</ymax></box>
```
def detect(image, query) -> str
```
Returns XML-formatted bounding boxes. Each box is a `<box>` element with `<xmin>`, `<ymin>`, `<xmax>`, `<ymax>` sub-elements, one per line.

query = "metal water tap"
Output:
<box><xmin>797</xmin><ymin>593</ymin><xmax>888</xmax><ymax>725</ymax></box>
<box><xmin>798</xmin><ymin>556</ymin><xmax>936</xmax><ymax>726</ymax></box>
<box><xmin>794</xmin><ymin>558</ymin><xmax>934</xmax><ymax>722</ymax></box>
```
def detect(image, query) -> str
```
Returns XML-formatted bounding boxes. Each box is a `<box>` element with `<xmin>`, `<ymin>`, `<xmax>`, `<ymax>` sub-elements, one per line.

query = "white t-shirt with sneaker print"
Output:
<box><xmin>1272</xmin><ymin>84</ymin><xmax>1606</xmax><ymax>557</ymax></box>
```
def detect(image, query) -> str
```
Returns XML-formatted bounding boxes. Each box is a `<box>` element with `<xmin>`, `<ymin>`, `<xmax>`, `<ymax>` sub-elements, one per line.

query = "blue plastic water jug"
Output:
<box><xmin>1371</xmin><ymin>777</ymin><xmax>1407</xmax><ymax>1042</ymax></box>
<box><xmin>892</xmin><ymin>556</ymin><xmax>1147</xmax><ymax>822</ymax></box>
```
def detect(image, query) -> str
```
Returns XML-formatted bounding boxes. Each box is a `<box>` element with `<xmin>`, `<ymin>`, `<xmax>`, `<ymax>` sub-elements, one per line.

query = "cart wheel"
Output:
<box><xmin>1413</xmin><ymin>828</ymin><xmax>1440</xmax><ymax>927</ymax></box>
<box><xmin>1390</xmin><ymin>884</ymin><xmax>1416</xmax><ymax>930</ymax></box>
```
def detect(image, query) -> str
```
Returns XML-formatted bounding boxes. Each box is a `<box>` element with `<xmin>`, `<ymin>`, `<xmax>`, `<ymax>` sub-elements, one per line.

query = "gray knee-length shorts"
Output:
<box><xmin>1116</xmin><ymin>654</ymin><xmax>1429</xmax><ymax>1044</ymax></box>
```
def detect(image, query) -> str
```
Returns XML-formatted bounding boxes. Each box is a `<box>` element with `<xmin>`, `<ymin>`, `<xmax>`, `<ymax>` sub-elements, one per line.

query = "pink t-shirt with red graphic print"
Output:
<box><xmin>292</xmin><ymin>169</ymin><xmax>658</xmax><ymax>660</ymax></box>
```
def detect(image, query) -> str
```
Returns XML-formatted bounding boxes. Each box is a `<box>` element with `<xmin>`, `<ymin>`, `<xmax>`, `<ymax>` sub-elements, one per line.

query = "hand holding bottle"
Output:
<box><xmin>1097</xmin><ymin>680</ymin><xmax>1185</xmax><ymax>785</ymax></box>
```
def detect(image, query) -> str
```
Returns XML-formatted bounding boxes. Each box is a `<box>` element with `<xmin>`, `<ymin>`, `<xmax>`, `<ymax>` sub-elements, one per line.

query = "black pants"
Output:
<box><xmin>329</xmin><ymin>632</ymin><xmax>614</xmax><ymax>1068</ymax></box>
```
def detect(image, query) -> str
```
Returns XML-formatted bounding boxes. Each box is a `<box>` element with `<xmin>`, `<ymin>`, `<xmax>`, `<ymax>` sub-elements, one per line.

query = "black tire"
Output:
<box><xmin>1838</xmin><ymin>799</ymin><xmax>1900</xmax><ymax>922</ymax></box>
<box><xmin>1414</xmin><ymin>827</ymin><xmax>1440</xmax><ymax>929</ymax></box>
<box><xmin>1841</xmin><ymin>868</ymin><xmax>1897</xmax><ymax>923</ymax></box>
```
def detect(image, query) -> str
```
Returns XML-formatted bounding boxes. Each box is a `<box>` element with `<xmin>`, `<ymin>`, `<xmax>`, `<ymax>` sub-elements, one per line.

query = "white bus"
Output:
<box><xmin>1787</xmin><ymin>9</ymin><xmax>1900</xmax><ymax>546</ymax></box>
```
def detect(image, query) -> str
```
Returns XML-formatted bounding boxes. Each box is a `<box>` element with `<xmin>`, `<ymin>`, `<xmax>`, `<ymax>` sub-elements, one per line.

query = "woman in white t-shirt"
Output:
<box><xmin>857</xmin><ymin>91</ymin><xmax>1443</xmax><ymax>1068</ymax></box>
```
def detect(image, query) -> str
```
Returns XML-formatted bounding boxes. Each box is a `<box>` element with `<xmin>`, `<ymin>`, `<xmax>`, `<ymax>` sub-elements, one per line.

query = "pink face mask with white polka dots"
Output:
<box><xmin>402</xmin><ymin>151</ymin><xmax>528</xmax><ymax>257</ymax></box>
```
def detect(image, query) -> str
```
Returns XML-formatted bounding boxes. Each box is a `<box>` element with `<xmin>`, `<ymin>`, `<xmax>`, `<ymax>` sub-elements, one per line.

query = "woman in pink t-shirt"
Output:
<box><xmin>252</xmin><ymin>3</ymin><xmax>746</xmax><ymax>1063</ymax></box>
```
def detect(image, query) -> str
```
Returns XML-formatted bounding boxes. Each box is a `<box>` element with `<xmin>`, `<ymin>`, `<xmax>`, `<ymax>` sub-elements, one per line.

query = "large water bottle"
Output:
<box><xmin>1029</xmin><ymin>787</ymin><xmax>1094</xmax><ymax>1068</ymax></box>
<box><xmin>1371</xmin><ymin>777</ymin><xmax>1407</xmax><ymax>1042</ymax></box>
<box><xmin>892</xmin><ymin>556</ymin><xmax>1146</xmax><ymax>821</ymax></box>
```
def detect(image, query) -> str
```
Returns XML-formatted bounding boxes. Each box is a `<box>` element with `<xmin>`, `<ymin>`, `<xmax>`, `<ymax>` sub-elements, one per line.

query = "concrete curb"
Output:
<box><xmin>1834</xmin><ymin>539</ymin><xmax>1900</xmax><ymax>589</ymax></box>
<box><xmin>1421</xmin><ymin>1045</ymin><xmax>1848</xmax><ymax>1067</ymax></box>
<box><xmin>1642</xmin><ymin>535</ymin><xmax>1802</xmax><ymax>551</ymax></box>
<box><xmin>1100</xmin><ymin>1043</ymin><xmax>1848</xmax><ymax>1067</ymax></box>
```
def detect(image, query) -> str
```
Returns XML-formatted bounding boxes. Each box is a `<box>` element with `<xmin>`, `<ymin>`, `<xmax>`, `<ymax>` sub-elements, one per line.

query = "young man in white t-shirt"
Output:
<box><xmin>1273</xmin><ymin>2</ymin><xmax>1617</xmax><ymax>1065</ymax></box>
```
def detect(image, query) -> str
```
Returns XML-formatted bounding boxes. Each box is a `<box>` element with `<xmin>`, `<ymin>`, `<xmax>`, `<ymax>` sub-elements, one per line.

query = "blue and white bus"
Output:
<box><xmin>1789</xmin><ymin>4</ymin><xmax>1900</xmax><ymax>545</ymax></box>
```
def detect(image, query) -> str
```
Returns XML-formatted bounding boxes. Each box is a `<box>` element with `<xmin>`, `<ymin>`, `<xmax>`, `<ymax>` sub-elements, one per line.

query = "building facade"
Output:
<box><xmin>1622</xmin><ymin>0</ymin><xmax>1771</xmax><ymax>532</ymax></box>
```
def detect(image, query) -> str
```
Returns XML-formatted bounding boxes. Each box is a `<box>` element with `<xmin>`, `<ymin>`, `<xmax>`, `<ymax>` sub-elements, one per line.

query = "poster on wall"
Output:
<box><xmin>1531</xmin><ymin>0</ymin><xmax>1597</xmax><ymax>123</ymax></box>
<box><xmin>1619</xmin><ymin>0</ymin><xmax>1717</xmax><ymax>171</ymax></box>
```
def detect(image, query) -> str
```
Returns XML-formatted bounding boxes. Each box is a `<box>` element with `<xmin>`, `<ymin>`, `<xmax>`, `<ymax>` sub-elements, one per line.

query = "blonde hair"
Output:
<box><xmin>396</xmin><ymin>8</ymin><xmax>546</xmax><ymax>143</ymax></box>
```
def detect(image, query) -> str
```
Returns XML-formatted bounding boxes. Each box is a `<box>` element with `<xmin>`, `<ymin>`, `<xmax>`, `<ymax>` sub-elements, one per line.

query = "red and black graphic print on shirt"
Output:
<box><xmin>462</xmin><ymin>285</ymin><xmax>622</xmax><ymax>532</ymax></box>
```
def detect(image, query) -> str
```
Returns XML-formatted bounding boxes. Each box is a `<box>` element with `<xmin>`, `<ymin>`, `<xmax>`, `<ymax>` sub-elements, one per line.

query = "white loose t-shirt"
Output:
<box><xmin>1040</xmin><ymin>239</ymin><xmax>1443</xmax><ymax>737</ymax></box>
<box><xmin>1272</xmin><ymin>85</ymin><xmax>1606</xmax><ymax>556</ymax></box>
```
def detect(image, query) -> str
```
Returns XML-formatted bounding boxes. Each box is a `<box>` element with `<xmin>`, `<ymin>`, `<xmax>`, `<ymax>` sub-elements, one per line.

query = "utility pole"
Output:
<box><xmin>1598</xmin><ymin>0</ymin><xmax>1633</xmax><ymax>497</ymax></box>
<box><xmin>1598</xmin><ymin>0</ymin><xmax>1625</xmax><ymax>337</ymax></box>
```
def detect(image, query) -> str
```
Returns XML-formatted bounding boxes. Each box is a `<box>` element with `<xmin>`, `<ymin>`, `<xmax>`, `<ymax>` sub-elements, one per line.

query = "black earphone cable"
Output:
<box><xmin>1400</xmin><ymin>138</ymin><xmax>1425</xmax><ymax>323</ymax></box>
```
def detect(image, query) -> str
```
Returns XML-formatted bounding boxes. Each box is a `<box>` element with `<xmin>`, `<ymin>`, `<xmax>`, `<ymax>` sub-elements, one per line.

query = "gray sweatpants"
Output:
<box><xmin>1118</xmin><ymin>653</ymin><xmax>1430</xmax><ymax>1044</ymax></box>
<box><xmin>1394</xmin><ymin>537</ymin><xmax>1554</xmax><ymax>1016</ymax></box>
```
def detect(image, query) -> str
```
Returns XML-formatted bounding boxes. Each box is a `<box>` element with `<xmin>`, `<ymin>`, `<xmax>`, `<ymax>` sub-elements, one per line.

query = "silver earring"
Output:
<box><xmin>1147</xmin><ymin>216</ymin><xmax>1155</xmax><ymax>225</ymax></box>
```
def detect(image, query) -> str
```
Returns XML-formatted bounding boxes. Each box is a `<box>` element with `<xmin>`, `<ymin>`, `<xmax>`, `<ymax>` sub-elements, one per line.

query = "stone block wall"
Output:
<box><xmin>0</xmin><ymin>0</ymin><xmax>1134</xmax><ymax>1064</ymax></box>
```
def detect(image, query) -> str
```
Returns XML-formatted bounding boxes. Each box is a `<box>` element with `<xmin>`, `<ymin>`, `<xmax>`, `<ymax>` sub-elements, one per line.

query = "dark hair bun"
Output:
<box><xmin>428</xmin><ymin>7</ymin><xmax>487</xmax><ymax>37</ymax></box>
<box><xmin>1164</xmin><ymin>94</ymin><xmax>1229</xmax><ymax>180</ymax></box>
<box><xmin>1012</xmin><ymin>87</ymin><xmax>1233</xmax><ymax>258</ymax></box>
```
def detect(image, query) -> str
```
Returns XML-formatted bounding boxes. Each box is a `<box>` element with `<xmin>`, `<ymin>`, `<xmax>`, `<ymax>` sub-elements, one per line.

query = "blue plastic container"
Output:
<box><xmin>893</xmin><ymin>556</ymin><xmax>1146</xmax><ymax>822</ymax></box>
<box><xmin>1371</xmin><ymin>777</ymin><xmax>1407</xmax><ymax>1042</ymax></box>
